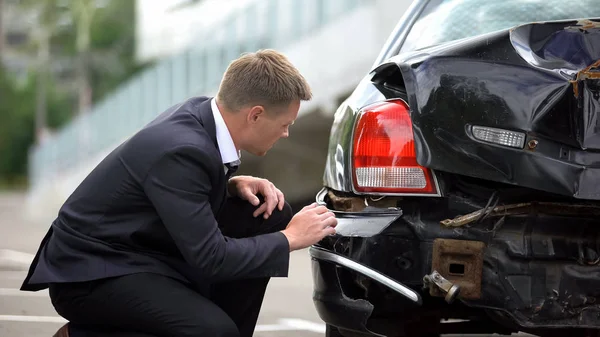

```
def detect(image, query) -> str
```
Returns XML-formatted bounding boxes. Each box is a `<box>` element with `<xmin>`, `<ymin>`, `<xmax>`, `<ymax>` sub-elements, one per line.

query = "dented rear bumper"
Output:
<box><xmin>311</xmin><ymin>250</ymin><xmax>382</xmax><ymax>336</ymax></box>
<box><xmin>310</xmin><ymin>246</ymin><xmax>422</xmax><ymax>305</ymax></box>
<box><xmin>310</xmin><ymin>188</ymin><xmax>600</xmax><ymax>334</ymax></box>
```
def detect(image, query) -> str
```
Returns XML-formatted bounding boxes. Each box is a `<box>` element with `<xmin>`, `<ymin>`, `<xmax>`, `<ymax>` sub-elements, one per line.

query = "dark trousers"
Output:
<box><xmin>49</xmin><ymin>197</ymin><xmax>292</xmax><ymax>337</ymax></box>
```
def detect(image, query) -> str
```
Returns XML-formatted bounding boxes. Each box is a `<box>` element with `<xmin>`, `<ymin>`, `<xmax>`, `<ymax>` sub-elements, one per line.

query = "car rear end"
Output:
<box><xmin>309</xmin><ymin>2</ymin><xmax>600</xmax><ymax>335</ymax></box>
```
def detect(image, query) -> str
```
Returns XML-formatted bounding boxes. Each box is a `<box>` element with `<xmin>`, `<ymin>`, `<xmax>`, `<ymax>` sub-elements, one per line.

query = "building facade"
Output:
<box><xmin>26</xmin><ymin>0</ymin><xmax>415</xmax><ymax>221</ymax></box>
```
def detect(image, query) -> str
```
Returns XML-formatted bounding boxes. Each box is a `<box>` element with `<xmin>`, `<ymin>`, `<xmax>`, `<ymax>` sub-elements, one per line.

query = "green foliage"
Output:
<box><xmin>0</xmin><ymin>68</ymin><xmax>34</xmax><ymax>186</ymax></box>
<box><xmin>0</xmin><ymin>0</ymin><xmax>145</xmax><ymax>188</ymax></box>
<box><xmin>88</xmin><ymin>0</ymin><xmax>151</xmax><ymax>102</ymax></box>
<box><xmin>0</xmin><ymin>68</ymin><xmax>72</xmax><ymax>187</ymax></box>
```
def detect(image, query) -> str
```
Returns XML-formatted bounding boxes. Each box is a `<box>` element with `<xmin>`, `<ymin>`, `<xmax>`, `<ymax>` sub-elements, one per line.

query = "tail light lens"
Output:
<box><xmin>352</xmin><ymin>99</ymin><xmax>438</xmax><ymax>195</ymax></box>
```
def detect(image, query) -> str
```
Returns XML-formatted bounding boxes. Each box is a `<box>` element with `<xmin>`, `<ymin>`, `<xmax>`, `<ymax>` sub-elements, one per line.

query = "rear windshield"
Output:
<box><xmin>400</xmin><ymin>0</ymin><xmax>600</xmax><ymax>53</ymax></box>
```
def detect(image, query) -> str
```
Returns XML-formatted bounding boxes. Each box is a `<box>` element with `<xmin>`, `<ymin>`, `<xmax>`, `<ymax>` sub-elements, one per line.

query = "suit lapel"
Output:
<box><xmin>195</xmin><ymin>97</ymin><xmax>229</xmax><ymax>218</ymax></box>
<box><xmin>196</xmin><ymin>98</ymin><xmax>219</xmax><ymax>151</ymax></box>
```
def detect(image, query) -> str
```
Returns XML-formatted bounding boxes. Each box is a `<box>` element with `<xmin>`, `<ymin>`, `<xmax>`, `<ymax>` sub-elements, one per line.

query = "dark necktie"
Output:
<box><xmin>225</xmin><ymin>163</ymin><xmax>238</xmax><ymax>180</ymax></box>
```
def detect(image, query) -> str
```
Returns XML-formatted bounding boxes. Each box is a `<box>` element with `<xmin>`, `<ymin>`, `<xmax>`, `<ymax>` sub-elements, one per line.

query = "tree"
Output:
<box><xmin>70</xmin><ymin>0</ymin><xmax>97</xmax><ymax>115</ymax></box>
<box><xmin>0</xmin><ymin>0</ymin><xmax>4</xmax><ymax>57</ymax></box>
<box><xmin>13</xmin><ymin>0</ymin><xmax>69</xmax><ymax>143</ymax></box>
<box><xmin>88</xmin><ymin>0</ymin><xmax>150</xmax><ymax>103</ymax></box>
<box><xmin>0</xmin><ymin>66</ymin><xmax>72</xmax><ymax>187</ymax></box>
<box><xmin>0</xmin><ymin>0</ymin><xmax>145</xmax><ymax>188</ymax></box>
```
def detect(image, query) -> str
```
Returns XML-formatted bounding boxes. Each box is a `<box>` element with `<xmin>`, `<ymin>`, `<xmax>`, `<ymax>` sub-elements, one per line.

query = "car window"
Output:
<box><xmin>400</xmin><ymin>0</ymin><xmax>600</xmax><ymax>54</ymax></box>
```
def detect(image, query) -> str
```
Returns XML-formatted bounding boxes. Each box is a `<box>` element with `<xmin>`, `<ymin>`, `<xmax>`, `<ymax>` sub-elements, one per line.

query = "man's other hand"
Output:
<box><xmin>281</xmin><ymin>203</ymin><xmax>337</xmax><ymax>251</ymax></box>
<box><xmin>228</xmin><ymin>175</ymin><xmax>285</xmax><ymax>219</ymax></box>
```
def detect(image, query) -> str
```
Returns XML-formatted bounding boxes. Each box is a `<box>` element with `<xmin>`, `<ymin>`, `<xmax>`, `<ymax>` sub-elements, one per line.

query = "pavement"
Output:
<box><xmin>0</xmin><ymin>252</ymin><xmax>327</xmax><ymax>337</ymax></box>
<box><xmin>0</xmin><ymin>191</ymin><xmax>534</xmax><ymax>337</ymax></box>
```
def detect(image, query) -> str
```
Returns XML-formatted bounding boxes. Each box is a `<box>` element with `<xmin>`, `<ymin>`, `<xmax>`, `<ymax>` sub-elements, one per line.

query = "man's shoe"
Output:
<box><xmin>53</xmin><ymin>323</ymin><xmax>69</xmax><ymax>337</ymax></box>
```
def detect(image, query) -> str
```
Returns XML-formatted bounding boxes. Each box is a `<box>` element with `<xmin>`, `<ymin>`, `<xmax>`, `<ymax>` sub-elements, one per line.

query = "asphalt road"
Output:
<box><xmin>0</xmin><ymin>192</ymin><xmax>533</xmax><ymax>337</ymax></box>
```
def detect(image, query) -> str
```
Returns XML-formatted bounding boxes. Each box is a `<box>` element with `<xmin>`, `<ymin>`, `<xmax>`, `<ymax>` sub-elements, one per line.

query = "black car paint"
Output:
<box><xmin>396</xmin><ymin>18</ymin><xmax>600</xmax><ymax>200</ymax></box>
<box><xmin>314</xmin><ymin>8</ymin><xmax>600</xmax><ymax>337</ymax></box>
<box><xmin>324</xmin><ymin>18</ymin><xmax>600</xmax><ymax>200</ymax></box>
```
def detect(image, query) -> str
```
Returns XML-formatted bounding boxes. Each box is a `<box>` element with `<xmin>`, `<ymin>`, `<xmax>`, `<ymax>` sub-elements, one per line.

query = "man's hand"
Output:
<box><xmin>228</xmin><ymin>175</ymin><xmax>285</xmax><ymax>219</ymax></box>
<box><xmin>281</xmin><ymin>203</ymin><xmax>337</xmax><ymax>251</ymax></box>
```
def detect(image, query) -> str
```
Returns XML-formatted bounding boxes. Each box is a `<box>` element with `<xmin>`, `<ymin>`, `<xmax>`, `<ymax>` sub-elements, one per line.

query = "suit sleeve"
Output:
<box><xmin>142</xmin><ymin>145</ymin><xmax>290</xmax><ymax>282</ymax></box>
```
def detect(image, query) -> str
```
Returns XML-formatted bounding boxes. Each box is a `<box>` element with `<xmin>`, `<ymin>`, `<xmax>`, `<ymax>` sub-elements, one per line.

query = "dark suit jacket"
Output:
<box><xmin>21</xmin><ymin>96</ymin><xmax>290</xmax><ymax>292</ymax></box>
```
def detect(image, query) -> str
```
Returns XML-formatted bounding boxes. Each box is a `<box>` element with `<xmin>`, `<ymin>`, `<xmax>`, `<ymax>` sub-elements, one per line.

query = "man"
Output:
<box><xmin>21</xmin><ymin>49</ymin><xmax>338</xmax><ymax>337</ymax></box>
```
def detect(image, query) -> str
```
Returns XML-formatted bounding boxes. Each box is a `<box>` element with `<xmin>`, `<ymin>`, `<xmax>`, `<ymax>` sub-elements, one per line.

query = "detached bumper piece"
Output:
<box><xmin>309</xmin><ymin>246</ymin><xmax>421</xmax><ymax>304</ymax></box>
<box><xmin>309</xmin><ymin>246</ymin><xmax>422</xmax><ymax>336</ymax></box>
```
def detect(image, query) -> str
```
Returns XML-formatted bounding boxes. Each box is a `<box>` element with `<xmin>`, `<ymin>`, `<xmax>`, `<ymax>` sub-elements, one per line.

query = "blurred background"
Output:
<box><xmin>0</xmin><ymin>0</ymin><xmax>415</xmax><ymax>336</ymax></box>
<box><xmin>1</xmin><ymin>0</ymin><xmax>413</xmax><ymax>222</ymax></box>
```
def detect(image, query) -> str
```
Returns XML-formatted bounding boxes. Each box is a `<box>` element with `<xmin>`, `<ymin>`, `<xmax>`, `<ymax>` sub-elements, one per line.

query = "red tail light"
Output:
<box><xmin>352</xmin><ymin>99</ymin><xmax>438</xmax><ymax>195</ymax></box>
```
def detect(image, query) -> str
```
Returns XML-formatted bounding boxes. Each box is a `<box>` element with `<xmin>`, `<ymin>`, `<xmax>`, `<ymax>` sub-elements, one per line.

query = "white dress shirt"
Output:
<box><xmin>211</xmin><ymin>98</ymin><xmax>241</xmax><ymax>173</ymax></box>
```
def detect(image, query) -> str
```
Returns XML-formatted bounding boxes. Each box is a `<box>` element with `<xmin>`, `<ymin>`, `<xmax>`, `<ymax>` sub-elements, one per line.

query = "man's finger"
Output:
<box><xmin>253</xmin><ymin>203</ymin><xmax>268</xmax><ymax>218</ymax></box>
<box><xmin>314</xmin><ymin>205</ymin><xmax>329</xmax><ymax>215</ymax></box>
<box><xmin>263</xmin><ymin>186</ymin><xmax>278</xmax><ymax>219</ymax></box>
<box><xmin>275</xmin><ymin>188</ymin><xmax>285</xmax><ymax>211</ymax></box>
<box><xmin>322</xmin><ymin>226</ymin><xmax>336</xmax><ymax>237</ymax></box>
<box><xmin>323</xmin><ymin>215</ymin><xmax>338</xmax><ymax>228</ymax></box>
<box><xmin>319</xmin><ymin>212</ymin><xmax>336</xmax><ymax>221</ymax></box>
<box><xmin>241</xmin><ymin>189</ymin><xmax>260</xmax><ymax>206</ymax></box>
<box><xmin>303</xmin><ymin>202</ymin><xmax>318</xmax><ymax>210</ymax></box>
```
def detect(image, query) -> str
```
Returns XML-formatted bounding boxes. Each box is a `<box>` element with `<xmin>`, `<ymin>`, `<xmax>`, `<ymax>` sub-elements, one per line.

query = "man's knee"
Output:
<box><xmin>265</xmin><ymin>201</ymin><xmax>292</xmax><ymax>233</ymax></box>
<box><xmin>219</xmin><ymin>196</ymin><xmax>293</xmax><ymax>237</ymax></box>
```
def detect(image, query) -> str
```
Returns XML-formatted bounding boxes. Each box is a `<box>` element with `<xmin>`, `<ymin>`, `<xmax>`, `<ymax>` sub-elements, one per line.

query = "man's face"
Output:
<box><xmin>244</xmin><ymin>100</ymin><xmax>300</xmax><ymax>156</ymax></box>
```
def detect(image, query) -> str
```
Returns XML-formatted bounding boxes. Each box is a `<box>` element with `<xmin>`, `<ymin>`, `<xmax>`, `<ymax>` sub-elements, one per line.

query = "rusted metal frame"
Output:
<box><xmin>441</xmin><ymin>202</ymin><xmax>600</xmax><ymax>227</ymax></box>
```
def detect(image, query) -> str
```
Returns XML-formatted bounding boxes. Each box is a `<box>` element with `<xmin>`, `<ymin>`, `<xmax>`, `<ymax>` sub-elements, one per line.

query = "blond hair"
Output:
<box><xmin>217</xmin><ymin>49</ymin><xmax>312</xmax><ymax>113</ymax></box>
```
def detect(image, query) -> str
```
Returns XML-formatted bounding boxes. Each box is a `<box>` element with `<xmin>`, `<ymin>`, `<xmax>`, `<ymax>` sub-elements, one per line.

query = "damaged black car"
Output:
<box><xmin>309</xmin><ymin>0</ymin><xmax>600</xmax><ymax>336</ymax></box>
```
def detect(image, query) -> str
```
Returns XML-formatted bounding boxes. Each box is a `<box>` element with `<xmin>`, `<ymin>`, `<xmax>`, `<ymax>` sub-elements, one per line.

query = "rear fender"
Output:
<box><xmin>390</xmin><ymin>18</ymin><xmax>600</xmax><ymax>200</ymax></box>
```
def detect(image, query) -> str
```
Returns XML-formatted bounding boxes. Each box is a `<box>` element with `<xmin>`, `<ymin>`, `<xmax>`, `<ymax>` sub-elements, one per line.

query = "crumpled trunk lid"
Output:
<box><xmin>391</xmin><ymin>18</ymin><xmax>600</xmax><ymax>200</ymax></box>
<box><xmin>512</xmin><ymin>20</ymin><xmax>600</xmax><ymax>150</ymax></box>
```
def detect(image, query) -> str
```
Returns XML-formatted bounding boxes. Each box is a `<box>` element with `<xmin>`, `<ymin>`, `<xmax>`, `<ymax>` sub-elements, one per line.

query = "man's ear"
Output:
<box><xmin>247</xmin><ymin>105</ymin><xmax>265</xmax><ymax>124</ymax></box>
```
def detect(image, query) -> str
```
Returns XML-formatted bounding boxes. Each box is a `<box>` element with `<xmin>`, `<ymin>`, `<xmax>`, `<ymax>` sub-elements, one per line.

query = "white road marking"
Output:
<box><xmin>254</xmin><ymin>324</ymin><xmax>293</xmax><ymax>332</ymax></box>
<box><xmin>255</xmin><ymin>318</ymin><xmax>326</xmax><ymax>332</ymax></box>
<box><xmin>0</xmin><ymin>270</ymin><xmax>28</xmax><ymax>280</ymax></box>
<box><xmin>0</xmin><ymin>250</ymin><xmax>35</xmax><ymax>271</ymax></box>
<box><xmin>0</xmin><ymin>288</ymin><xmax>48</xmax><ymax>297</ymax></box>
<box><xmin>0</xmin><ymin>315</ymin><xmax>67</xmax><ymax>323</ymax></box>
<box><xmin>279</xmin><ymin>318</ymin><xmax>327</xmax><ymax>333</ymax></box>
<box><xmin>0</xmin><ymin>250</ymin><xmax>35</xmax><ymax>264</ymax></box>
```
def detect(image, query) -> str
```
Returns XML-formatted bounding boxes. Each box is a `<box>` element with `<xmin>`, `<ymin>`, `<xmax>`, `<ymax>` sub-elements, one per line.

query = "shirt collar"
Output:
<box><xmin>211</xmin><ymin>98</ymin><xmax>241</xmax><ymax>166</ymax></box>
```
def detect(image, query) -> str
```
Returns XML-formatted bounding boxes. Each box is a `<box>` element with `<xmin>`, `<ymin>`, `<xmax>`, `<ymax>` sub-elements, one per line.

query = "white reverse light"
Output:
<box><xmin>355</xmin><ymin>167</ymin><xmax>427</xmax><ymax>189</ymax></box>
<box><xmin>471</xmin><ymin>126</ymin><xmax>525</xmax><ymax>149</ymax></box>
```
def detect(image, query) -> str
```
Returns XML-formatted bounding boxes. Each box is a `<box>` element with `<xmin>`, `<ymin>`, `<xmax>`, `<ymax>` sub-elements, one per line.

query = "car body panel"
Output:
<box><xmin>395</xmin><ymin>18</ymin><xmax>600</xmax><ymax>200</ymax></box>
<box><xmin>314</xmin><ymin>1</ymin><xmax>600</xmax><ymax>335</ymax></box>
<box><xmin>324</xmin><ymin>18</ymin><xmax>600</xmax><ymax>200</ymax></box>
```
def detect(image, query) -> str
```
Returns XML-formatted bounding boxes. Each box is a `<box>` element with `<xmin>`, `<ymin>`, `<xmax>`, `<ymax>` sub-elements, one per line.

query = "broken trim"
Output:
<box><xmin>315</xmin><ymin>187</ymin><xmax>402</xmax><ymax>237</ymax></box>
<box><xmin>331</xmin><ymin>213</ymin><xmax>400</xmax><ymax>237</ymax></box>
<box><xmin>571</xmin><ymin>59</ymin><xmax>600</xmax><ymax>97</ymax></box>
<box><xmin>309</xmin><ymin>246</ymin><xmax>423</xmax><ymax>305</ymax></box>
<box><xmin>440</xmin><ymin>201</ymin><xmax>600</xmax><ymax>227</ymax></box>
